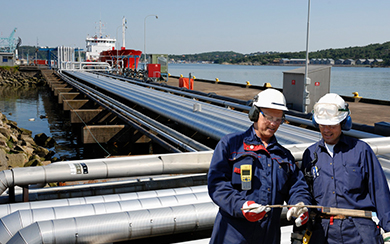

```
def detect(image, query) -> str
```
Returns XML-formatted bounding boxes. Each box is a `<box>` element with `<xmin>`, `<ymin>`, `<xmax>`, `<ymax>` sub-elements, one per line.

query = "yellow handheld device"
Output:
<box><xmin>303</xmin><ymin>229</ymin><xmax>312</xmax><ymax>244</ymax></box>
<box><xmin>240</xmin><ymin>164</ymin><xmax>252</xmax><ymax>190</ymax></box>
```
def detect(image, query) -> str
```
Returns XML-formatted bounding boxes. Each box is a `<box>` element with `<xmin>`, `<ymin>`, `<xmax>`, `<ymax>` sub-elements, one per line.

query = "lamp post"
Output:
<box><xmin>116</xmin><ymin>25</ymin><xmax>122</xmax><ymax>69</ymax></box>
<box><xmin>144</xmin><ymin>14</ymin><xmax>158</xmax><ymax>68</ymax></box>
<box><xmin>122</xmin><ymin>16</ymin><xmax>127</xmax><ymax>49</ymax></box>
<box><xmin>303</xmin><ymin>0</ymin><xmax>311</xmax><ymax>113</ymax></box>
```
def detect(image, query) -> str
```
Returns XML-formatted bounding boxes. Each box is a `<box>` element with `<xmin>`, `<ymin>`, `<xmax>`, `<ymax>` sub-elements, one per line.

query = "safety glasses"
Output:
<box><xmin>260</xmin><ymin>111</ymin><xmax>285</xmax><ymax>124</ymax></box>
<box><xmin>313</xmin><ymin>103</ymin><xmax>348</xmax><ymax>119</ymax></box>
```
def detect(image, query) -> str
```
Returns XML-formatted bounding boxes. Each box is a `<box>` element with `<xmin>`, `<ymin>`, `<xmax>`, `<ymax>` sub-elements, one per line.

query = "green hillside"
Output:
<box><xmin>169</xmin><ymin>42</ymin><xmax>390</xmax><ymax>66</ymax></box>
<box><xmin>16</xmin><ymin>41</ymin><xmax>390</xmax><ymax>66</ymax></box>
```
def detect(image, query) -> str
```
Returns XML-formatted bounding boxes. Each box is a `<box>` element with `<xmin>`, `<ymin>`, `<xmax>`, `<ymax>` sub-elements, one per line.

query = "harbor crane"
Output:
<box><xmin>0</xmin><ymin>28</ymin><xmax>21</xmax><ymax>53</ymax></box>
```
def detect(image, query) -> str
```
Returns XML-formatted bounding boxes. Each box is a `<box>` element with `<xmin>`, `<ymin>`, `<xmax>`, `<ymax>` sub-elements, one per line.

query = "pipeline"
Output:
<box><xmin>0</xmin><ymin>173</ymin><xmax>207</xmax><ymax>204</ymax></box>
<box><xmin>7</xmin><ymin>202</ymin><xmax>218</xmax><ymax>244</ymax></box>
<box><xmin>0</xmin><ymin>191</ymin><xmax>211</xmax><ymax>243</ymax></box>
<box><xmin>91</xmin><ymin>72</ymin><xmax>383</xmax><ymax>140</ymax></box>
<box><xmin>59</xmin><ymin>72</ymin><xmax>213</xmax><ymax>152</ymax></box>
<box><xmin>0</xmin><ymin>185</ymin><xmax>207</xmax><ymax>218</ymax></box>
<box><xmin>58</xmin><ymin>72</ymin><xmax>199</xmax><ymax>153</ymax></box>
<box><xmin>104</xmin><ymin>71</ymin><xmax>251</xmax><ymax>110</ymax></box>
<box><xmin>64</xmin><ymin>71</ymin><xmax>322</xmax><ymax>144</ymax></box>
<box><xmin>0</xmin><ymin>151</ymin><xmax>213</xmax><ymax>196</ymax></box>
<box><xmin>66</xmin><ymin>71</ymin><xmax>385</xmax><ymax>144</ymax></box>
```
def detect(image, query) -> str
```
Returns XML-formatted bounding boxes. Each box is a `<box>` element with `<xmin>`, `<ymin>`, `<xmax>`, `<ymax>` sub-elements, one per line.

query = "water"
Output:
<box><xmin>168</xmin><ymin>63</ymin><xmax>390</xmax><ymax>101</ymax></box>
<box><xmin>0</xmin><ymin>86</ymin><xmax>83</xmax><ymax>160</ymax></box>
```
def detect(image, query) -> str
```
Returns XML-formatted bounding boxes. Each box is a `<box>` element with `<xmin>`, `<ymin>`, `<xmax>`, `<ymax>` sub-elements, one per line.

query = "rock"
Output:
<box><xmin>24</xmin><ymin>146</ymin><xmax>35</xmax><ymax>157</ymax></box>
<box><xmin>7</xmin><ymin>153</ymin><xmax>28</xmax><ymax>168</ymax></box>
<box><xmin>20</xmin><ymin>134</ymin><xmax>37</xmax><ymax>147</ymax></box>
<box><xmin>0</xmin><ymin>127</ymin><xmax>10</xmax><ymax>140</ymax></box>
<box><xmin>46</xmin><ymin>150</ymin><xmax>55</xmax><ymax>160</ymax></box>
<box><xmin>7</xmin><ymin>120</ymin><xmax>18</xmax><ymax>129</ymax></box>
<box><xmin>0</xmin><ymin>68</ymin><xmax>46</xmax><ymax>88</ymax></box>
<box><xmin>0</xmin><ymin>149</ymin><xmax>8</xmax><ymax>171</ymax></box>
<box><xmin>34</xmin><ymin>133</ymin><xmax>49</xmax><ymax>146</ymax></box>
<box><xmin>9</xmin><ymin>134</ymin><xmax>18</xmax><ymax>143</ymax></box>
<box><xmin>44</xmin><ymin>137</ymin><xmax>56</xmax><ymax>148</ymax></box>
<box><xmin>34</xmin><ymin>146</ymin><xmax>50</xmax><ymax>158</ymax></box>
<box><xmin>0</xmin><ymin>110</ymin><xmax>54</xmax><ymax>170</ymax></box>
<box><xmin>0</xmin><ymin>138</ymin><xmax>6</xmax><ymax>147</ymax></box>
<box><xmin>24</xmin><ymin>156</ymin><xmax>43</xmax><ymax>167</ymax></box>
<box><xmin>41</xmin><ymin>160</ymin><xmax>51</xmax><ymax>166</ymax></box>
<box><xmin>13</xmin><ymin>144</ymin><xmax>27</xmax><ymax>154</ymax></box>
<box><xmin>19</xmin><ymin>127</ymin><xmax>32</xmax><ymax>136</ymax></box>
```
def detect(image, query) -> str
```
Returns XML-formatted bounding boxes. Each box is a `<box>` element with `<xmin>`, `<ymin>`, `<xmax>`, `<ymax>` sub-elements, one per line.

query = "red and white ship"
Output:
<box><xmin>85</xmin><ymin>20</ymin><xmax>116</xmax><ymax>62</ymax></box>
<box><xmin>86</xmin><ymin>18</ymin><xmax>142</xmax><ymax>70</ymax></box>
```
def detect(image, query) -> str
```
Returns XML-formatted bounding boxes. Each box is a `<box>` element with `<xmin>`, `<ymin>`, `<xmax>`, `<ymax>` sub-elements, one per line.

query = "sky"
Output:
<box><xmin>1</xmin><ymin>0</ymin><xmax>390</xmax><ymax>55</ymax></box>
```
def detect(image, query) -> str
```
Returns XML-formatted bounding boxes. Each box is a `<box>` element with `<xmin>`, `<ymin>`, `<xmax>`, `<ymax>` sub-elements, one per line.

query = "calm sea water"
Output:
<box><xmin>0</xmin><ymin>86</ymin><xmax>82</xmax><ymax>160</ymax></box>
<box><xmin>168</xmin><ymin>63</ymin><xmax>390</xmax><ymax>101</ymax></box>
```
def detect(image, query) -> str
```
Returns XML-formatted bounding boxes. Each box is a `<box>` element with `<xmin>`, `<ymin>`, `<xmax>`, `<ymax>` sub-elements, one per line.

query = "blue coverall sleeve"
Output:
<box><xmin>366</xmin><ymin>146</ymin><xmax>390</xmax><ymax>232</ymax></box>
<box><xmin>207</xmin><ymin>139</ymin><xmax>246</xmax><ymax>218</ymax></box>
<box><xmin>286</xmin><ymin>164</ymin><xmax>312</xmax><ymax>206</ymax></box>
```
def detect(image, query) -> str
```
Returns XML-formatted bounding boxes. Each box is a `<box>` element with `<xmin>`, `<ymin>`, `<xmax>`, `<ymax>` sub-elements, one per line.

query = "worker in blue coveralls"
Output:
<box><xmin>208</xmin><ymin>88</ymin><xmax>312</xmax><ymax>244</ymax></box>
<box><xmin>302</xmin><ymin>93</ymin><xmax>390</xmax><ymax>244</ymax></box>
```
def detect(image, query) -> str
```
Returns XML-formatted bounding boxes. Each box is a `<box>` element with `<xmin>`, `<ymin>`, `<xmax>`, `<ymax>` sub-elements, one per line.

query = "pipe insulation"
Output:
<box><xmin>0</xmin><ymin>185</ymin><xmax>207</xmax><ymax>218</ymax></box>
<box><xmin>58</xmin><ymin>72</ymin><xmax>211</xmax><ymax>152</ymax></box>
<box><xmin>64</xmin><ymin>71</ymin><xmax>322</xmax><ymax>144</ymax></box>
<box><xmin>95</xmin><ymin>72</ymin><xmax>251</xmax><ymax>111</ymax></box>
<box><xmin>0</xmin><ymin>151</ymin><xmax>212</xmax><ymax>196</ymax></box>
<box><xmin>0</xmin><ymin>191</ymin><xmax>211</xmax><ymax>243</ymax></box>
<box><xmin>7</xmin><ymin>202</ymin><xmax>219</xmax><ymax>244</ymax></box>
<box><xmin>0</xmin><ymin>174</ymin><xmax>207</xmax><ymax>204</ymax></box>
<box><xmin>285</xmin><ymin>137</ymin><xmax>390</xmax><ymax>161</ymax></box>
<box><xmin>93</xmin><ymin>72</ymin><xmax>383</xmax><ymax>140</ymax></box>
<box><xmin>68</xmin><ymin>71</ymin><xmax>383</xmax><ymax>142</ymax></box>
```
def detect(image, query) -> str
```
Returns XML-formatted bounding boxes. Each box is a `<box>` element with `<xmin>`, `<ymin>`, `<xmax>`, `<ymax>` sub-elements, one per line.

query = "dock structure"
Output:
<box><xmin>1</xmin><ymin>67</ymin><xmax>389</xmax><ymax>243</ymax></box>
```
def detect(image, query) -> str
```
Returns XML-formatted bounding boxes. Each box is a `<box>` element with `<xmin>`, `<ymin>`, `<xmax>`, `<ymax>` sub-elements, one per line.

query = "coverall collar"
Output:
<box><xmin>318</xmin><ymin>132</ymin><xmax>347</xmax><ymax>151</ymax></box>
<box><xmin>243</xmin><ymin>126</ymin><xmax>279</xmax><ymax>153</ymax></box>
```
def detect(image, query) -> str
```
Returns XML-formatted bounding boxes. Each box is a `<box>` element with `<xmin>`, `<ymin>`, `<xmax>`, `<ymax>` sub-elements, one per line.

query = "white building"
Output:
<box><xmin>0</xmin><ymin>52</ymin><xmax>15</xmax><ymax>66</ymax></box>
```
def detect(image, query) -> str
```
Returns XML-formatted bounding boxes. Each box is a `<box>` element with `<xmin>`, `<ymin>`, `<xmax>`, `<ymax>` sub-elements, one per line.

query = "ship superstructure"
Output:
<box><xmin>85</xmin><ymin>21</ymin><xmax>116</xmax><ymax>61</ymax></box>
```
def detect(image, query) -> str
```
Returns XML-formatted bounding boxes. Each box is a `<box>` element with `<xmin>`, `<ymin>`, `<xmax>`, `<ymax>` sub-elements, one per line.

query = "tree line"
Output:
<box><xmin>169</xmin><ymin>41</ymin><xmax>390</xmax><ymax>66</ymax></box>
<box><xmin>16</xmin><ymin>41</ymin><xmax>390</xmax><ymax>66</ymax></box>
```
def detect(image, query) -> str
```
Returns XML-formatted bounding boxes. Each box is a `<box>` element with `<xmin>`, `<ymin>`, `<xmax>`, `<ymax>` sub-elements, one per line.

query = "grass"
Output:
<box><xmin>0</xmin><ymin>66</ymin><xmax>19</xmax><ymax>72</ymax></box>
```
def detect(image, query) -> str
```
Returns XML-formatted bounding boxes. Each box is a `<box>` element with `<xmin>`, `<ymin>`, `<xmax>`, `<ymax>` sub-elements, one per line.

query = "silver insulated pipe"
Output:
<box><xmin>0</xmin><ymin>151</ymin><xmax>213</xmax><ymax>196</ymax></box>
<box><xmin>7</xmin><ymin>202</ymin><xmax>218</xmax><ymax>244</ymax></box>
<box><xmin>0</xmin><ymin>185</ymin><xmax>207</xmax><ymax>218</ymax></box>
<box><xmin>0</xmin><ymin>191</ymin><xmax>211</xmax><ymax>243</ymax></box>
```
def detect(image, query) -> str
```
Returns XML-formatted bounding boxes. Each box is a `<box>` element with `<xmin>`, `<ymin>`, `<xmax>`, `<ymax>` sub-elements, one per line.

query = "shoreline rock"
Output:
<box><xmin>0</xmin><ymin>67</ymin><xmax>46</xmax><ymax>87</ymax></box>
<box><xmin>0</xmin><ymin>111</ymin><xmax>54</xmax><ymax>170</ymax></box>
<box><xmin>0</xmin><ymin>68</ymin><xmax>54</xmax><ymax>171</ymax></box>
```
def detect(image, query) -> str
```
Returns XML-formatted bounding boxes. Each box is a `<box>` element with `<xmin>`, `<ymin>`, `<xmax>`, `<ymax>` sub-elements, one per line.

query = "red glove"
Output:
<box><xmin>242</xmin><ymin>201</ymin><xmax>271</xmax><ymax>222</ymax></box>
<box><xmin>287</xmin><ymin>202</ymin><xmax>309</xmax><ymax>227</ymax></box>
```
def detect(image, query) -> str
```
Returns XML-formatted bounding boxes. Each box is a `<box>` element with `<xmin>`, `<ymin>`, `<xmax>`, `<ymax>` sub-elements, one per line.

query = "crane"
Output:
<box><xmin>0</xmin><ymin>28</ymin><xmax>21</xmax><ymax>53</ymax></box>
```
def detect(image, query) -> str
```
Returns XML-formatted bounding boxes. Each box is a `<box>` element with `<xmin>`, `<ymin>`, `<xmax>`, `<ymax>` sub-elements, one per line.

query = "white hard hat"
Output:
<box><xmin>253</xmin><ymin>89</ymin><xmax>288</xmax><ymax>111</ymax></box>
<box><xmin>313</xmin><ymin>93</ymin><xmax>349</xmax><ymax>125</ymax></box>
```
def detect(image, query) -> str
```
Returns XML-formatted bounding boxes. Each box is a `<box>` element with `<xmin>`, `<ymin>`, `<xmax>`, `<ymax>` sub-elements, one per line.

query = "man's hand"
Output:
<box><xmin>287</xmin><ymin>202</ymin><xmax>309</xmax><ymax>227</ymax></box>
<box><xmin>383</xmin><ymin>232</ymin><xmax>390</xmax><ymax>244</ymax></box>
<box><xmin>242</xmin><ymin>201</ymin><xmax>271</xmax><ymax>222</ymax></box>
